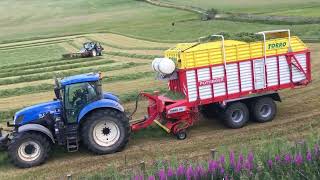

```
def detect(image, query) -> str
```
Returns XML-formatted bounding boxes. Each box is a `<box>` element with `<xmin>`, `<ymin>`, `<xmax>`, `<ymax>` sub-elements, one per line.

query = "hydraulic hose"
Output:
<box><xmin>128</xmin><ymin>93</ymin><xmax>143</xmax><ymax>119</ymax></box>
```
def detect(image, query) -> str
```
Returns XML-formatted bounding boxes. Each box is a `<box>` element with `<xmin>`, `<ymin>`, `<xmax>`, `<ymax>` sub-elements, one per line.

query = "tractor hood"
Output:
<box><xmin>14</xmin><ymin>100</ymin><xmax>61</xmax><ymax>125</ymax></box>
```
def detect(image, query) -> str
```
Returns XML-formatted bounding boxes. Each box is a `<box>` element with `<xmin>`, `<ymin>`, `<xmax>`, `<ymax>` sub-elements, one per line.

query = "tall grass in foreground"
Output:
<box><xmin>84</xmin><ymin>132</ymin><xmax>320</xmax><ymax>180</ymax></box>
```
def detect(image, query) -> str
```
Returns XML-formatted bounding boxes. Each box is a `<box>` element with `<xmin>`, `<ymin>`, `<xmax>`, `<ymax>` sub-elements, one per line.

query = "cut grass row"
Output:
<box><xmin>0</xmin><ymin>57</ymin><xmax>102</xmax><ymax>73</ymax></box>
<box><xmin>86</xmin><ymin>37</ymin><xmax>169</xmax><ymax>50</ymax></box>
<box><xmin>0</xmin><ymin>72</ymin><xmax>154</xmax><ymax>99</ymax></box>
<box><xmin>0</xmin><ymin>86</ymin><xmax>167</xmax><ymax>122</ymax></box>
<box><xmin>0</xmin><ymin>58</ymin><xmax>115</xmax><ymax>78</ymax></box>
<box><xmin>0</xmin><ymin>50</ymin><xmax>158</xmax><ymax>71</ymax></box>
<box><xmin>0</xmin><ymin>39</ymin><xmax>74</xmax><ymax>51</ymax></box>
<box><xmin>0</xmin><ymin>62</ymin><xmax>147</xmax><ymax>86</ymax></box>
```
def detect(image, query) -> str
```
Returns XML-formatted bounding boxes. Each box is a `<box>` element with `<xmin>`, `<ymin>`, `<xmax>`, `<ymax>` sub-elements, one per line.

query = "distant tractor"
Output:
<box><xmin>0</xmin><ymin>73</ymin><xmax>130</xmax><ymax>168</ymax></box>
<box><xmin>62</xmin><ymin>42</ymin><xmax>104</xmax><ymax>59</ymax></box>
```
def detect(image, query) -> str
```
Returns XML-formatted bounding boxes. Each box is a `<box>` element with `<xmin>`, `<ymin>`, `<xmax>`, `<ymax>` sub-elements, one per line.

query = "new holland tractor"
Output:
<box><xmin>0</xmin><ymin>73</ymin><xmax>130</xmax><ymax>168</ymax></box>
<box><xmin>62</xmin><ymin>42</ymin><xmax>104</xmax><ymax>59</ymax></box>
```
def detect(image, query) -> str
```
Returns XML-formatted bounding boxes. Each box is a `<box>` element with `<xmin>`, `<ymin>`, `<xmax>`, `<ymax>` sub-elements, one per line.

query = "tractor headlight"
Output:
<box><xmin>14</xmin><ymin>115</ymin><xmax>24</xmax><ymax>125</ymax></box>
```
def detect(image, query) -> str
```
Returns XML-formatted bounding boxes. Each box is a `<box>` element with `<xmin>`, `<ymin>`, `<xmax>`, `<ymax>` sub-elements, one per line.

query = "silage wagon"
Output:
<box><xmin>0</xmin><ymin>30</ymin><xmax>312</xmax><ymax>168</ymax></box>
<box><xmin>131</xmin><ymin>29</ymin><xmax>311</xmax><ymax>138</ymax></box>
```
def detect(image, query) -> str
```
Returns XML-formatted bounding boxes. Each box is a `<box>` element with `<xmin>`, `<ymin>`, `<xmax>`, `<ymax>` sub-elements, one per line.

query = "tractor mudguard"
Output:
<box><xmin>18</xmin><ymin>124</ymin><xmax>55</xmax><ymax>143</ymax></box>
<box><xmin>77</xmin><ymin>99</ymin><xmax>124</xmax><ymax>123</ymax></box>
<box><xmin>103</xmin><ymin>92</ymin><xmax>120</xmax><ymax>102</ymax></box>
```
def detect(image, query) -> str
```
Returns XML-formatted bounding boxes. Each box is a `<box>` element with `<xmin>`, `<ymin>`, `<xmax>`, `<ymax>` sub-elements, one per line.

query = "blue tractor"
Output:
<box><xmin>0</xmin><ymin>73</ymin><xmax>130</xmax><ymax>168</ymax></box>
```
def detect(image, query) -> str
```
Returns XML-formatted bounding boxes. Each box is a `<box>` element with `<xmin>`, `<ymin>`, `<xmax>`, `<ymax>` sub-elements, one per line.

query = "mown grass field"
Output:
<box><xmin>164</xmin><ymin>0</ymin><xmax>320</xmax><ymax>16</ymax></box>
<box><xmin>0</xmin><ymin>0</ymin><xmax>319</xmax><ymax>179</ymax></box>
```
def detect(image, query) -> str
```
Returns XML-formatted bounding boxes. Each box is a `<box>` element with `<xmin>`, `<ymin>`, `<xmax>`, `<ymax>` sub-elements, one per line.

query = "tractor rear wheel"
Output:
<box><xmin>222</xmin><ymin>102</ymin><xmax>249</xmax><ymax>129</ymax></box>
<box><xmin>81</xmin><ymin>109</ymin><xmax>130</xmax><ymax>154</ymax></box>
<box><xmin>7</xmin><ymin>132</ymin><xmax>51</xmax><ymax>168</ymax></box>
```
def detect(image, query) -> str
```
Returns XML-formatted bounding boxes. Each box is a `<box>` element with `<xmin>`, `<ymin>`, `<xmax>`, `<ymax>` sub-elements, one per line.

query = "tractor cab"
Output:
<box><xmin>56</xmin><ymin>73</ymin><xmax>103</xmax><ymax>124</ymax></box>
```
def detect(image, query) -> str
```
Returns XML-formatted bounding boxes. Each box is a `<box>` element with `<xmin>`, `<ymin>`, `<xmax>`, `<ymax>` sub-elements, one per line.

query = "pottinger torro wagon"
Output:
<box><xmin>131</xmin><ymin>29</ymin><xmax>311</xmax><ymax>139</ymax></box>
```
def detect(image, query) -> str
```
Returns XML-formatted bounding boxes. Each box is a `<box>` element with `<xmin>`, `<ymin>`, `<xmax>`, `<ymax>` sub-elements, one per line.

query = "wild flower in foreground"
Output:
<box><xmin>208</xmin><ymin>160</ymin><xmax>218</xmax><ymax>173</ymax></box>
<box><xmin>134</xmin><ymin>175</ymin><xmax>143</xmax><ymax>180</ymax></box>
<box><xmin>229</xmin><ymin>151</ymin><xmax>235</xmax><ymax>168</ymax></box>
<box><xmin>148</xmin><ymin>175</ymin><xmax>155</xmax><ymax>180</ymax></box>
<box><xmin>176</xmin><ymin>164</ymin><xmax>185</xmax><ymax>177</ymax></box>
<box><xmin>220</xmin><ymin>155</ymin><xmax>225</xmax><ymax>166</ymax></box>
<box><xmin>275</xmin><ymin>155</ymin><xmax>280</xmax><ymax>163</ymax></box>
<box><xmin>158</xmin><ymin>169</ymin><xmax>166</xmax><ymax>180</ymax></box>
<box><xmin>247</xmin><ymin>152</ymin><xmax>254</xmax><ymax>163</ymax></box>
<box><xmin>284</xmin><ymin>154</ymin><xmax>292</xmax><ymax>164</ymax></box>
<box><xmin>267</xmin><ymin>159</ymin><xmax>273</xmax><ymax>169</ymax></box>
<box><xmin>167</xmin><ymin>167</ymin><xmax>174</xmax><ymax>178</ymax></box>
<box><xmin>294</xmin><ymin>153</ymin><xmax>303</xmax><ymax>166</ymax></box>
<box><xmin>306</xmin><ymin>151</ymin><xmax>312</xmax><ymax>161</ymax></box>
<box><xmin>186</xmin><ymin>165</ymin><xmax>194</xmax><ymax>180</ymax></box>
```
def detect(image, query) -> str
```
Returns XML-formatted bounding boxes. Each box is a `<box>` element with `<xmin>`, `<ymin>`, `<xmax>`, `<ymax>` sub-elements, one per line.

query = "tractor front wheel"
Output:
<box><xmin>7</xmin><ymin>132</ymin><xmax>51</xmax><ymax>168</ymax></box>
<box><xmin>81</xmin><ymin>109</ymin><xmax>130</xmax><ymax>154</ymax></box>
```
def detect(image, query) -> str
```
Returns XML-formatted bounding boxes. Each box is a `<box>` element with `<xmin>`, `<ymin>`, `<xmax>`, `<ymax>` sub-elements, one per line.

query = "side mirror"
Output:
<box><xmin>54</xmin><ymin>87</ymin><xmax>61</xmax><ymax>100</ymax></box>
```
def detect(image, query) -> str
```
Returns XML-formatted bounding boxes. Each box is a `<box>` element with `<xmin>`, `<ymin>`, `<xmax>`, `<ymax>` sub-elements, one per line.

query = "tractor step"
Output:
<box><xmin>66</xmin><ymin>125</ymin><xmax>79</xmax><ymax>152</ymax></box>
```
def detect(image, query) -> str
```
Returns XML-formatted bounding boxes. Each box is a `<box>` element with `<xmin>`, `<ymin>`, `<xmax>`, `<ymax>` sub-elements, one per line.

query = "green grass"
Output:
<box><xmin>163</xmin><ymin>0</ymin><xmax>320</xmax><ymax>16</ymax></box>
<box><xmin>0</xmin><ymin>0</ymin><xmax>318</xmax><ymax>45</ymax></box>
<box><xmin>0</xmin><ymin>44</ymin><xmax>66</xmax><ymax>65</ymax></box>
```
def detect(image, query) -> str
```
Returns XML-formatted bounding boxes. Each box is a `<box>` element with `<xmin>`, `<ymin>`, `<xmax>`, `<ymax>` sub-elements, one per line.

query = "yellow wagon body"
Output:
<box><xmin>165</xmin><ymin>36</ymin><xmax>307</xmax><ymax>69</ymax></box>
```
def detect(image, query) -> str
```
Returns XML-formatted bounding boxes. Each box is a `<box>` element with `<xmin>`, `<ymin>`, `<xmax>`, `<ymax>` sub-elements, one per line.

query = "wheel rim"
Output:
<box><xmin>231</xmin><ymin>110</ymin><xmax>244</xmax><ymax>123</ymax></box>
<box><xmin>93</xmin><ymin>120</ymin><xmax>120</xmax><ymax>147</ymax></box>
<box><xmin>18</xmin><ymin>141</ymin><xmax>41</xmax><ymax>162</ymax></box>
<box><xmin>260</xmin><ymin>104</ymin><xmax>272</xmax><ymax>118</ymax></box>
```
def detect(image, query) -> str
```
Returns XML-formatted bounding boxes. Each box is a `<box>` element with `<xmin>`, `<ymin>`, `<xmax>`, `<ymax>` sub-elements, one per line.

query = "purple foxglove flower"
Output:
<box><xmin>196</xmin><ymin>165</ymin><xmax>205</xmax><ymax>177</ymax></box>
<box><xmin>306</xmin><ymin>151</ymin><xmax>312</xmax><ymax>161</ymax></box>
<box><xmin>284</xmin><ymin>154</ymin><xmax>292</xmax><ymax>164</ymax></box>
<box><xmin>235</xmin><ymin>161</ymin><xmax>242</xmax><ymax>173</ymax></box>
<box><xmin>275</xmin><ymin>155</ymin><xmax>281</xmax><ymax>162</ymax></box>
<box><xmin>219</xmin><ymin>166</ymin><xmax>225</xmax><ymax>175</ymax></box>
<box><xmin>238</xmin><ymin>153</ymin><xmax>244</xmax><ymax>164</ymax></box>
<box><xmin>220</xmin><ymin>155</ymin><xmax>225</xmax><ymax>166</ymax></box>
<box><xmin>247</xmin><ymin>152</ymin><xmax>254</xmax><ymax>163</ymax></box>
<box><xmin>295</xmin><ymin>153</ymin><xmax>303</xmax><ymax>166</ymax></box>
<box><xmin>267</xmin><ymin>159</ymin><xmax>273</xmax><ymax>169</ymax></box>
<box><xmin>134</xmin><ymin>175</ymin><xmax>143</xmax><ymax>180</ymax></box>
<box><xmin>244</xmin><ymin>160</ymin><xmax>251</xmax><ymax>171</ymax></box>
<box><xmin>229</xmin><ymin>151</ymin><xmax>235</xmax><ymax>168</ymax></box>
<box><xmin>148</xmin><ymin>176</ymin><xmax>155</xmax><ymax>180</ymax></box>
<box><xmin>208</xmin><ymin>160</ymin><xmax>218</xmax><ymax>173</ymax></box>
<box><xmin>186</xmin><ymin>165</ymin><xmax>194</xmax><ymax>180</ymax></box>
<box><xmin>176</xmin><ymin>164</ymin><xmax>185</xmax><ymax>177</ymax></box>
<box><xmin>158</xmin><ymin>169</ymin><xmax>166</xmax><ymax>180</ymax></box>
<box><xmin>167</xmin><ymin>167</ymin><xmax>174</xmax><ymax>177</ymax></box>
<box><xmin>224</xmin><ymin>175</ymin><xmax>229</xmax><ymax>180</ymax></box>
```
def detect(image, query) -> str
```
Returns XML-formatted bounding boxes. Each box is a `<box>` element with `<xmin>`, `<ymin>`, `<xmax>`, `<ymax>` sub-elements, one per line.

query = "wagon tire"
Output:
<box><xmin>223</xmin><ymin>102</ymin><xmax>249</xmax><ymax>129</ymax></box>
<box><xmin>81</xmin><ymin>109</ymin><xmax>130</xmax><ymax>154</ymax></box>
<box><xmin>251</xmin><ymin>97</ymin><xmax>277</xmax><ymax>123</ymax></box>
<box><xmin>8</xmin><ymin>132</ymin><xmax>51</xmax><ymax>168</ymax></box>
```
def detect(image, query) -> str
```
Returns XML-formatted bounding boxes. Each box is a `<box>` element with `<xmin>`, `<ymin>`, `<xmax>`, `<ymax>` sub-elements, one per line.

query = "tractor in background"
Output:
<box><xmin>62</xmin><ymin>42</ymin><xmax>104</xmax><ymax>59</ymax></box>
<box><xmin>0</xmin><ymin>73</ymin><xmax>130</xmax><ymax>168</ymax></box>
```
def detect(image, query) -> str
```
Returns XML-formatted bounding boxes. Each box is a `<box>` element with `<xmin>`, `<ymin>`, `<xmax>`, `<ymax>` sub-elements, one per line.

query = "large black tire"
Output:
<box><xmin>7</xmin><ymin>132</ymin><xmax>51</xmax><ymax>168</ymax></box>
<box><xmin>81</xmin><ymin>109</ymin><xmax>130</xmax><ymax>154</ymax></box>
<box><xmin>251</xmin><ymin>97</ymin><xmax>277</xmax><ymax>123</ymax></box>
<box><xmin>222</xmin><ymin>102</ymin><xmax>249</xmax><ymax>129</ymax></box>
